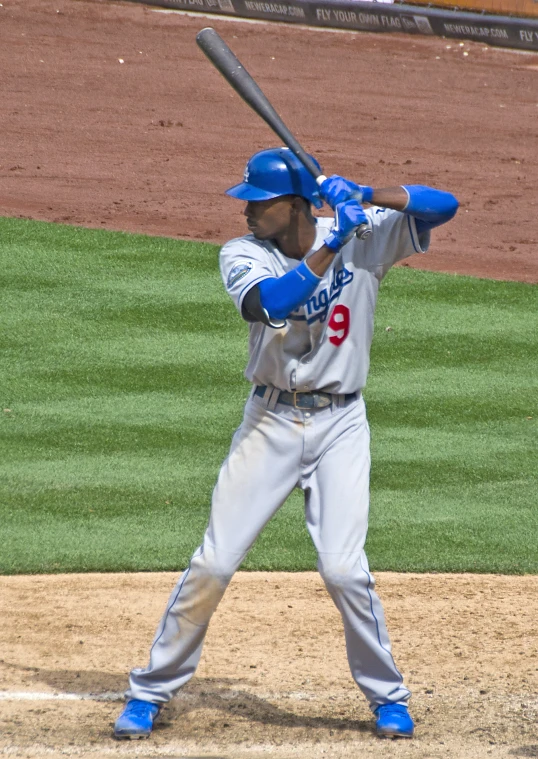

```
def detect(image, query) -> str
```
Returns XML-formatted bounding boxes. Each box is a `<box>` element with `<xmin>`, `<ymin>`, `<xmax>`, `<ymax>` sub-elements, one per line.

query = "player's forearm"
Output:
<box><xmin>258</xmin><ymin>261</ymin><xmax>321</xmax><ymax>320</ymax></box>
<box><xmin>369</xmin><ymin>186</ymin><xmax>408</xmax><ymax>211</ymax></box>
<box><xmin>303</xmin><ymin>245</ymin><xmax>339</xmax><ymax>278</ymax></box>
<box><xmin>257</xmin><ymin>245</ymin><xmax>340</xmax><ymax>319</ymax></box>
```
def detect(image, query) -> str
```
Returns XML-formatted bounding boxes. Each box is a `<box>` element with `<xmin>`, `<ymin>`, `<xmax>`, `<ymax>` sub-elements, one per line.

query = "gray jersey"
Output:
<box><xmin>220</xmin><ymin>207</ymin><xmax>427</xmax><ymax>395</ymax></box>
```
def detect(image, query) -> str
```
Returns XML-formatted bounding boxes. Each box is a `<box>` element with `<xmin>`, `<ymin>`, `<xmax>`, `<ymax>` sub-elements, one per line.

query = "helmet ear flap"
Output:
<box><xmin>311</xmin><ymin>192</ymin><xmax>324</xmax><ymax>210</ymax></box>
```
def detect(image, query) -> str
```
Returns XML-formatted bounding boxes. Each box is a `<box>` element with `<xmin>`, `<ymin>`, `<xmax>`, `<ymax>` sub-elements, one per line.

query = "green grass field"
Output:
<box><xmin>0</xmin><ymin>217</ymin><xmax>536</xmax><ymax>574</ymax></box>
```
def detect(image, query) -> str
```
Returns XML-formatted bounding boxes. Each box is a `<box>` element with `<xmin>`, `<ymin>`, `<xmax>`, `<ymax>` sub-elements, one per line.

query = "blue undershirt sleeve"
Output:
<box><xmin>258</xmin><ymin>260</ymin><xmax>321</xmax><ymax>321</ymax></box>
<box><xmin>402</xmin><ymin>185</ymin><xmax>459</xmax><ymax>233</ymax></box>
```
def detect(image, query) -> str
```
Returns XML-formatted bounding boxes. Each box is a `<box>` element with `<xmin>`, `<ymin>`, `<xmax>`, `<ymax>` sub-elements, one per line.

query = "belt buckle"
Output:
<box><xmin>293</xmin><ymin>391</ymin><xmax>331</xmax><ymax>410</ymax></box>
<box><xmin>293</xmin><ymin>391</ymin><xmax>312</xmax><ymax>409</ymax></box>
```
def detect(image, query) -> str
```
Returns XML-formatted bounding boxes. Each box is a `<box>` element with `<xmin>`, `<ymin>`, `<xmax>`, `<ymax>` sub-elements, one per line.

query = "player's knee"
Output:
<box><xmin>318</xmin><ymin>556</ymin><xmax>367</xmax><ymax>594</ymax></box>
<box><xmin>192</xmin><ymin>541</ymin><xmax>240</xmax><ymax>585</ymax></box>
<box><xmin>172</xmin><ymin>545</ymin><xmax>238</xmax><ymax>627</ymax></box>
<box><xmin>321</xmin><ymin>567</ymin><xmax>356</xmax><ymax>594</ymax></box>
<box><xmin>178</xmin><ymin>571</ymin><xmax>229</xmax><ymax>626</ymax></box>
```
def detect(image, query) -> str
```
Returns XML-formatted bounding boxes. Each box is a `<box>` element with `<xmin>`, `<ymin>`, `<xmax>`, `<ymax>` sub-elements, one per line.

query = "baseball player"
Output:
<box><xmin>114</xmin><ymin>147</ymin><xmax>458</xmax><ymax>741</ymax></box>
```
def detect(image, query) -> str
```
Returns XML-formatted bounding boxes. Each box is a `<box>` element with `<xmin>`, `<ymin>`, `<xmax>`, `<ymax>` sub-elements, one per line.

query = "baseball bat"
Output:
<box><xmin>195</xmin><ymin>27</ymin><xmax>371</xmax><ymax>240</ymax></box>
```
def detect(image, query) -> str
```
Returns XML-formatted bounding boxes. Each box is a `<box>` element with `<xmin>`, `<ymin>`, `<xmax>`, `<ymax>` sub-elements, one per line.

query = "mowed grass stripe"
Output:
<box><xmin>0</xmin><ymin>217</ymin><xmax>536</xmax><ymax>574</ymax></box>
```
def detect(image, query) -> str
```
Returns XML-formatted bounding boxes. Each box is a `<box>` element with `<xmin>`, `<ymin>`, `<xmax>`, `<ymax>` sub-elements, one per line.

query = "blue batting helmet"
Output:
<box><xmin>225</xmin><ymin>147</ymin><xmax>323</xmax><ymax>209</ymax></box>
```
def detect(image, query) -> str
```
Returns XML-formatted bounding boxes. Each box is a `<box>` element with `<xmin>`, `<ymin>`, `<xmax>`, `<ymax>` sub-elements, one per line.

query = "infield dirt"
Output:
<box><xmin>1</xmin><ymin>572</ymin><xmax>537</xmax><ymax>759</ymax></box>
<box><xmin>0</xmin><ymin>1</ymin><xmax>537</xmax><ymax>757</ymax></box>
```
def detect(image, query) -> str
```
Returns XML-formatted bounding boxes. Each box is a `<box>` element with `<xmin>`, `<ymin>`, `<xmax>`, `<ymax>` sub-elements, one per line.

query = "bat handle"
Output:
<box><xmin>316</xmin><ymin>175</ymin><xmax>372</xmax><ymax>241</ymax></box>
<box><xmin>355</xmin><ymin>223</ymin><xmax>372</xmax><ymax>241</ymax></box>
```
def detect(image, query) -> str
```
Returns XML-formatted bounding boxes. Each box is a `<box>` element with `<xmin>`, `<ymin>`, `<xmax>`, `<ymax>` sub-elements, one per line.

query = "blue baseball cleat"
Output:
<box><xmin>375</xmin><ymin>703</ymin><xmax>414</xmax><ymax>738</ymax></box>
<box><xmin>114</xmin><ymin>699</ymin><xmax>161</xmax><ymax>740</ymax></box>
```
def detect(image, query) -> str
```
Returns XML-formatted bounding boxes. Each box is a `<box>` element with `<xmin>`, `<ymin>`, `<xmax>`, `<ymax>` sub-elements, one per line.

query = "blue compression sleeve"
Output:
<box><xmin>402</xmin><ymin>185</ymin><xmax>459</xmax><ymax>231</ymax></box>
<box><xmin>258</xmin><ymin>261</ymin><xmax>321</xmax><ymax>321</ymax></box>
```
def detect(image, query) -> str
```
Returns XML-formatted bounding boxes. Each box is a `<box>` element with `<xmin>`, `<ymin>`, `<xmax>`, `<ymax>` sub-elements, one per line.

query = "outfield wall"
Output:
<box><xmin>410</xmin><ymin>0</ymin><xmax>538</xmax><ymax>19</ymax></box>
<box><xmin>124</xmin><ymin>0</ymin><xmax>538</xmax><ymax>50</ymax></box>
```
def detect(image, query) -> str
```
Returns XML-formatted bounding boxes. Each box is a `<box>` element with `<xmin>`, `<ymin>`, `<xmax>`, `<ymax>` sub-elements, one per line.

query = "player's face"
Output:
<box><xmin>244</xmin><ymin>196</ymin><xmax>296</xmax><ymax>240</ymax></box>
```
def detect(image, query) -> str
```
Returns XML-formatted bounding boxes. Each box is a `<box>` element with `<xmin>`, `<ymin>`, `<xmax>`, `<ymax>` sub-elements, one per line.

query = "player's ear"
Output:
<box><xmin>297</xmin><ymin>196</ymin><xmax>315</xmax><ymax>221</ymax></box>
<box><xmin>290</xmin><ymin>196</ymin><xmax>306</xmax><ymax>214</ymax></box>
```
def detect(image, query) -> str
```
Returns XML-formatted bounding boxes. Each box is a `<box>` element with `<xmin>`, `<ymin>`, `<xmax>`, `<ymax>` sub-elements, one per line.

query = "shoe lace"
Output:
<box><xmin>126</xmin><ymin>700</ymin><xmax>156</xmax><ymax>716</ymax></box>
<box><xmin>378</xmin><ymin>703</ymin><xmax>408</xmax><ymax>715</ymax></box>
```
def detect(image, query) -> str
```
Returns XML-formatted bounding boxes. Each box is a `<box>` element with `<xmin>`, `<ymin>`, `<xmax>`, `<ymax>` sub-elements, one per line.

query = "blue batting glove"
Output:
<box><xmin>324</xmin><ymin>200</ymin><xmax>370</xmax><ymax>251</ymax></box>
<box><xmin>319</xmin><ymin>175</ymin><xmax>374</xmax><ymax>209</ymax></box>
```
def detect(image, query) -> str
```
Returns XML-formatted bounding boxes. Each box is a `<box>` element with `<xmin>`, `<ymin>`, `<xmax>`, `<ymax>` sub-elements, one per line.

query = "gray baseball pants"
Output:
<box><xmin>127</xmin><ymin>392</ymin><xmax>411</xmax><ymax>710</ymax></box>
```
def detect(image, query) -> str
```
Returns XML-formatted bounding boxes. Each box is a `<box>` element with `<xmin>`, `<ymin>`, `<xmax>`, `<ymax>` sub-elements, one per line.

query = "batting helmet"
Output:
<box><xmin>225</xmin><ymin>148</ymin><xmax>323</xmax><ymax>209</ymax></box>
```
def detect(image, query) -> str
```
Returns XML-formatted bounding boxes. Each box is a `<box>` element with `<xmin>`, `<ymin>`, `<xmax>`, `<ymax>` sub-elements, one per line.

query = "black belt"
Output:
<box><xmin>254</xmin><ymin>385</ymin><xmax>357</xmax><ymax>410</ymax></box>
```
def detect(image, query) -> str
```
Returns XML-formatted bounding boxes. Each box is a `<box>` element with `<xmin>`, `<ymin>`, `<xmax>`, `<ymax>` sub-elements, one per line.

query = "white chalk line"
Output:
<box><xmin>0</xmin><ymin>691</ymin><xmax>123</xmax><ymax>702</ymax></box>
<box><xmin>0</xmin><ymin>689</ymin><xmax>321</xmax><ymax>702</ymax></box>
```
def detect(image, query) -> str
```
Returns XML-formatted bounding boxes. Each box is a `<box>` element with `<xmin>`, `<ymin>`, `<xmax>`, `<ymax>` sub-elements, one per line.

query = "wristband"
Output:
<box><xmin>323</xmin><ymin>232</ymin><xmax>345</xmax><ymax>252</ymax></box>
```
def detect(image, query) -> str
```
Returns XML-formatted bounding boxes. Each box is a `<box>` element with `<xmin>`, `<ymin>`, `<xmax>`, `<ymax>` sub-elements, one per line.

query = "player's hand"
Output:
<box><xmin>324</xmin><ymin>200</ymin><xmax>370</xmax><ymax>251</ymax></box>
<box><xmin>319</xmin><ymin>175</ymin><xmax>374</xmax><ymax>209</ymax></box>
